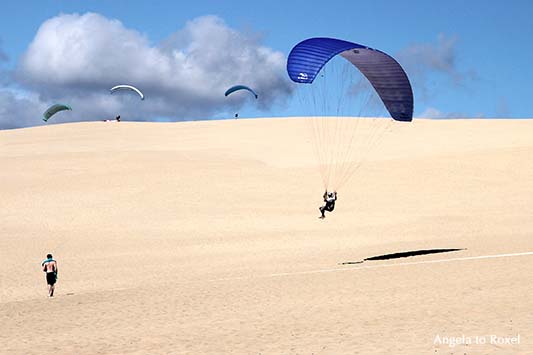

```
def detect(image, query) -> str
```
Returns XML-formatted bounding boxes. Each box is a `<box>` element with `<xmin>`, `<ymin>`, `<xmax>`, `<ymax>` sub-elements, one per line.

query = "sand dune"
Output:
<box><xmin>1</xmin><ymin>117</ymin><xmax>532</xmax><ymax>354</ymax></box>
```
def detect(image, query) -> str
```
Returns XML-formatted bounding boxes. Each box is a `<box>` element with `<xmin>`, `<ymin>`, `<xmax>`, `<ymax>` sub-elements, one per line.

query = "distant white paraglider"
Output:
<box><xmin>109</xmin><ymin>85</ymin><xmax>145</xmax><ymax>100</ymax></box>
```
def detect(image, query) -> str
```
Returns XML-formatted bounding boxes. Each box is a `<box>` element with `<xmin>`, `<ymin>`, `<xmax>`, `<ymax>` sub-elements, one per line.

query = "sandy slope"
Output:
<box><xmin>1</xmin><ymin>117</ymin><xmax>532</xmax><ymax>354</ymax></box>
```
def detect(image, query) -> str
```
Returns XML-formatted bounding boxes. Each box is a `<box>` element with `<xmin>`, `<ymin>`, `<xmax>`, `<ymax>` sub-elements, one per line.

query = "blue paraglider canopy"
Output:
<box><xmin>287</xmin><ymin>37</ymin><xmax>413</xmax><ymax>122</ymax></box>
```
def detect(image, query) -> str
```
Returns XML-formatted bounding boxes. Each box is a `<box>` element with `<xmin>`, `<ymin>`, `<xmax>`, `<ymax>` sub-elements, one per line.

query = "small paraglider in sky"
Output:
<box><xmin>224</xmin><ymin>85</ymin><xmax>258</xmax><ymax>99</ymax></box>
<box><xmin>225</xmin><ymin>85</ymin><xmax>257</xmax><ymax>119</ymax></box>
<box><xmin>109</xmin><ymin>85</ymin><xmax>144</xmax><ymax>121</ymax></box>
<box><xmin>109</xmin><ymin>84</ymin><xmax>145</xmax><ymax>100</ymax></box>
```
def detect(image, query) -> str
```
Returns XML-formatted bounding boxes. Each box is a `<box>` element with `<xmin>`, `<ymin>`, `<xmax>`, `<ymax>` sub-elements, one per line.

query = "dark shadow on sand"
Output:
<box><xmin>340</xmin><ymin>248</ymin><xmax>465</xmax><ymax>265</ymax></box>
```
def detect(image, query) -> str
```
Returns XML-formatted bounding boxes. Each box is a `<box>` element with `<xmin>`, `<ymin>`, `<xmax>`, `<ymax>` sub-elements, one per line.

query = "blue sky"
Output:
<box><xmin>1</xmin><ymin>0</ymin><xmax>532</xmax><ymax>128</ymax></box>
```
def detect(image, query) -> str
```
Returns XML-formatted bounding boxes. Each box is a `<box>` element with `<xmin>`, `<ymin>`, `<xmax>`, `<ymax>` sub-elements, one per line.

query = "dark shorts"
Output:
<box><xmin>46</xmin><ymin>272</ymin><xmax>57</xmax><ymax>285</ymax></box>
<box><xmin>324</xmin><ymin>202</ymin><xmax>335</xmax><ymax>212</ymax></box>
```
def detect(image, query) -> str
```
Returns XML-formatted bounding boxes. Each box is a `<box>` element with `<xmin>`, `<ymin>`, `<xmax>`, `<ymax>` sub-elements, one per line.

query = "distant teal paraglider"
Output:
<box><xmin>43</xmin><ymin>104</ymin><xmax>72</xmax><ymax>122</ymax></box>
<box><xmin>224</xmin><ymin>85</ymin><xmax>258</xmax><ymax>99</ymax></box>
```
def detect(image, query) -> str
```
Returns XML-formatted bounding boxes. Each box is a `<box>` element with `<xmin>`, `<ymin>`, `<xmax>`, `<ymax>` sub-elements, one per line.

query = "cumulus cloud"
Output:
<box><xmin>397</xmin><ymin>34</ymin><xmax>475</xmax><ymax>102</ymax></box>
<box><xmin>0</xmin><ymin>41</ymin><xmax>7</xmax><ymax>63</ymax></box>
<box><xmin>419</xmin><ymin>106</ymin><xmax>485</xmax><ymax>119</ymax></box>
<box><xmin>0</xmin><ymin>89</ymin><xmax>48</xmax><ymax>129</ymax></box>
<box><xmin>399</xmin><ymin>35</ymin><xmax>461</xmax><ymax>79</ymax></box>
<box><xmin>419</xmin><ymin>107</ymin><xmax>450</xmax><ymax>119</ymax></box>
<box><xmin>0</xmin><ymin>39</ymin><xmax>10</xmax><ymax>87</ymax></box>
<box><xmin>2</xmin><ymin>13</ymin><xmax>291</xmax><ymax>128</ymax></box>
<box><xmin>495</xmin><ymin>97</ymin><xmax>510</xmax><ymax>117</ymax></box>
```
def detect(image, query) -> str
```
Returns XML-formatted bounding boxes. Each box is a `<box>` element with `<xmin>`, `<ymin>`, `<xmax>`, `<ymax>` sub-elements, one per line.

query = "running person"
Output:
<box><xmin>42</xmin><ymin>254</ymin><xmax>58</xmax><ymax>297</ymax></box>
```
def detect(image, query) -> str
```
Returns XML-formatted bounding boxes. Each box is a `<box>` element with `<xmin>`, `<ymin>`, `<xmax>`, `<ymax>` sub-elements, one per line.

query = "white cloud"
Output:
<box><xmin>0</xmin><ymin>39</ymin><xmax>7</xmax><ymax>63</ymax></box>
<box><xmin>400</xmin><ymin>34</ymin><xmax>460</xmax><ymax>77</ymax></box>
<box><xmin>2</xmin><ymin>13</ymin><xmax>291</xmax><ymax>128</ymax></box>
<box><xmin>397</xmin><ymin>34</ymin><xmax>476</xmax><ymax>101</ymax></box>
<box><xmin>0</xmin><ymin>89</ymin><xmax>48</xmax><ymax>129</ymax></box>
<box><xmin>495</xmin><ymin>97</ymin><xmax>510</xmax><ymax>117</ymax></box>
<box><xmin>396</xmin><ymin>34</ymin><xmax>480</xmax><ymax>119</ymax></box>
<box><xmin>419</xmin><ymin>106</ymin><xmax>485</xmax><ymax>119</ymax></box>
<box><xmin>419</xmin><ymin>107</ymin><xmax>448</xmax><ymax>119</ymax></box>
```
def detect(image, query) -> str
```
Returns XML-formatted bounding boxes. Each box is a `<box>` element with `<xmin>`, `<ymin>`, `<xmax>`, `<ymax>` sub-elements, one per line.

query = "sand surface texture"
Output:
<box><xmin>1</xmin><ymin>118</ymin><xmax>532</xmax><ymax>354</ymax></box>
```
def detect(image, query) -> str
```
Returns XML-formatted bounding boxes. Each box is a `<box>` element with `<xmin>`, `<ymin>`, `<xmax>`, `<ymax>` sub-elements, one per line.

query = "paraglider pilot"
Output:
<box><xmin>319</xmin><ymin>190</ymin><xmax>337</xmax><ymax>219</ymax></box>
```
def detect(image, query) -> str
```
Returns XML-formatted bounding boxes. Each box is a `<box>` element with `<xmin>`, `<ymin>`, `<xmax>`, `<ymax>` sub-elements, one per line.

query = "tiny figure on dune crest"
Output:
<box><xmin>42</xmin><ymin>254</ymin><xmax>58</xmax><ymax>297</ymax></box>
<box><xmin>319</xmin><ymin>190</ymin><xmax>337</xmax><ymax>219</ymax></box>
<box><xmin>103</xmin><ymin>115</ymin><xmax>121</xmax><ymax>122</ymax></box>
